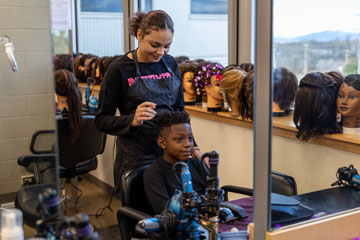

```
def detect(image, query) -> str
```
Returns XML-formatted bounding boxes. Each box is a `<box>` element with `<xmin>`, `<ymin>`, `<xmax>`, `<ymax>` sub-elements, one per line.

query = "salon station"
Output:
<box><xmin>1</xmin><ymin>0</ymin><xmax>360</xmax><ymax>240</ymax></box>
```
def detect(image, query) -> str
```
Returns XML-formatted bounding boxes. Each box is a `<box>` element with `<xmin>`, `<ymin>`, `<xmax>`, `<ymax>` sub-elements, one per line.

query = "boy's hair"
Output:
<box><xmin>156</xmin><ymin>111</ymin><xmax>191</xmax><ymax>136</ymax></box>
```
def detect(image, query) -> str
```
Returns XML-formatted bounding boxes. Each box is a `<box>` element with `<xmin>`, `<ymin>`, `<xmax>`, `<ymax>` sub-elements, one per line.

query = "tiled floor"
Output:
<box><xmin>24</xmin><ymin>176</ymin><xmax>122</xmax><ymax>239</ymax></box>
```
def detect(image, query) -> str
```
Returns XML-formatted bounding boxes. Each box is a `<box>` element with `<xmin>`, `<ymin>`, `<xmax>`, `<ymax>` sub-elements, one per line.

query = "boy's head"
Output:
<box><xmin>156</xmin><ymin>111</ymin><xmax>194</xmax><ymax>163</ymax></box>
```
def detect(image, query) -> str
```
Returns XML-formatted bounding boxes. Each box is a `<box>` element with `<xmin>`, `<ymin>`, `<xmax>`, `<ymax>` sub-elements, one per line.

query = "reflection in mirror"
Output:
<box><xmin>0</xmin><ymin>0</ymin><xmax>57</xmax><ymax>234</ymax></box>
<box><xmin>271</xmin><ymin>0</ymin><xmax>360</xmax><ymax>230</ymax></box>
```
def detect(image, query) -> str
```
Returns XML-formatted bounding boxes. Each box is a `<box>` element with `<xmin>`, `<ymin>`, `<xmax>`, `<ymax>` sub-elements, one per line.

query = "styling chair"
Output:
<box><xmin>221</xmin><ymin>171</ymin><xmax>298</xmax><ymax>201</ymax></box>
<box><xmin>56</xmin><ymin>115</ymin><xmax>107</xmax><ymax>208</ymax></box>
<box><xmin>16</xmin><ymin>115</ymin><xmax>106</xmax><ymax>228</ymax></box>
<box><xmin>117</xmin><ymin>164</ymin><xmax>155</xmax><ymax>240</ymax></box>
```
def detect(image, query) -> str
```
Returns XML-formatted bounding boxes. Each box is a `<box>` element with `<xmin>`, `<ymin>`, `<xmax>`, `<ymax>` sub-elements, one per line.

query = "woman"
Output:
<box><xmin>95</xmin><ymin>10</ymin><xmax>202</xmax><ymax>198</ymax></box>
<box><xmin>55</xmin><ymin>69</ymin><xmax>83</xmax><ymax>142</ymax></box>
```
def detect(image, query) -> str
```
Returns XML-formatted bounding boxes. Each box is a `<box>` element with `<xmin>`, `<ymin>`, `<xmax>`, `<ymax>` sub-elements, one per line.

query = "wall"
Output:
<box><xmin>0</xmin><ymin>0</ymin><xmax>54</xmax><ymax>194</ymax></box>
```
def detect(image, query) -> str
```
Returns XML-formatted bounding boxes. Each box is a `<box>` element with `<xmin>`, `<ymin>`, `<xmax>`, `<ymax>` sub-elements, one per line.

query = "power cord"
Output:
<box><xmin>88</xmin><ymin>188</ymin><xmax>115</xmax><ymax>217</ymax></box>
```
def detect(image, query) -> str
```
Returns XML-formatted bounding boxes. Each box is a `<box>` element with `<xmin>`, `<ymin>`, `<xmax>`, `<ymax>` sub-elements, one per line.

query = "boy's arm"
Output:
<box><xmin>144</xmin><ymin>169</ymin><xmax>172</xmax><ymax>215</ymax></box>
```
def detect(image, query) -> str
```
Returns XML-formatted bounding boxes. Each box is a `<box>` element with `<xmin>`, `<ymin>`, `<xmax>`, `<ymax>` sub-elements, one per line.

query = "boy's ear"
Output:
<box><xmin>157</xmin><ymin>136</ymin><xmax>166</xmax><ymax>150</ymax></box>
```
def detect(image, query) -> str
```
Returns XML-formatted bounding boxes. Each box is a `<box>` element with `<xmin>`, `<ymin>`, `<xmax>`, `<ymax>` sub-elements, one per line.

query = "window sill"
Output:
<box><xmin>185</xmin><ymin>105</ymin><xmax>360</xmax><ymax>154</ymax></box>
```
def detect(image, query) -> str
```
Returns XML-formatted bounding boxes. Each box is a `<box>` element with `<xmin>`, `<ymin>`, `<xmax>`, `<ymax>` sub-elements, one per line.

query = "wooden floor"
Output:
<box><xmin>24</xmin><ymin>176</ymin><xmax>122</xmax><ymax>239</ymax></box>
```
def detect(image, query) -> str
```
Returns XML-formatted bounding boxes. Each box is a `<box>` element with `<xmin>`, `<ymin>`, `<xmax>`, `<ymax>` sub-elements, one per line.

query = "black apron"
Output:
<box><xmin>114</xmin><ymin>50</ymin><xmax>181</xmax><ymax>197</ymax></box>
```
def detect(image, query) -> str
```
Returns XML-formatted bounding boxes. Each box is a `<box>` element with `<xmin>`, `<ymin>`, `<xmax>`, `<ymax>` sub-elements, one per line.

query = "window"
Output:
<box><xmin>76</xmin><ymin>0</ymin><xmax>124</xmax><ymax>56</ymax></box>
<box><xmin>141</xmin><ymin>0</ymin><xmax>229</xmax><ymax>66</ymax></box>
<box><xmin>80</xmin><ymin>0</ymin><xmax>122</xmax><ymax>12</ymax></box>
<box><xmin>191</xmin><ymin>0</ymin><xmax>227</xmax><ymax>15</ymax></box>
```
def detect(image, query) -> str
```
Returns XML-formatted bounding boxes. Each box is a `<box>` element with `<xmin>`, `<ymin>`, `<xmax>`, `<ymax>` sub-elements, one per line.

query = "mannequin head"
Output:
<box><xmin>55</xmin><ymin>69</ymin><xmax>83</xmax><ymax>142</ymax></box>
<box><xmin>203</xmin><ymin>63</ymin><xmax>224</xmax><ymax>110</ymax></box>
<box><xmin>223</xmin><ymin>64</ymin><xmax>241</xmax><ymax>73</ymax></box>
<box><xmin>175</xmin><ymin>55</ymin><xmax>189</xmax><ymax>64</ymax></box>
<box><xmin>337</xmin><ymin>74</ymin><xmax>360</xmax><ymax>128</ymax></box>
<box><xmin>220</xmin><ymin>69</ymin><xmax>247</xmax><ymax>116</ymax></box>
<box><xmin>179</xmin><ymin>60</ymin><xmax>199</xmax><ymax>104</ymax></box>
<box><xmin>53</xmin><ymin>54</ymin><xmax>73</xmax><ymax>72</ymax></box>
<box><xmin>273</xmin><ymin>67</ymin><xmax>298</xmax><ymax>113</ymax></box>
<box><xmin>239</xmin><ymin>71</ymin><xmax>254</xmax><ymax>120</ymax></box>
<box><xmin>239</xmin><ymin>63</ymin><xmax>255</xmax><ymax>73</ymax></box>
<box><xmin>129</xmin><ymin>10</ymin><xmax>174</xmax><ymax>62</ymax></box>
<box><xmin>293</xmin><ymin>72</ymin><xmax>340</xmax><ymax>140</ymax></box>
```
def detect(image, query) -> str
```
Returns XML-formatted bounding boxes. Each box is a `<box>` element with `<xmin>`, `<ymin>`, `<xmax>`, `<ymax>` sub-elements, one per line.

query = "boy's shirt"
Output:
<box><xmin>144</xmin><ymin>156</ymin><xmax>209</xmax><ymax>214</ymax></box>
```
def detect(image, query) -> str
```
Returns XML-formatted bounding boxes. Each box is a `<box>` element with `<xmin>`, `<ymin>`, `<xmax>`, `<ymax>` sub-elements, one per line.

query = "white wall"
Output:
<box><xmin>0</xmin><ymin>0</ymin><xmax>54</xmax><ymax>194</ymax></box>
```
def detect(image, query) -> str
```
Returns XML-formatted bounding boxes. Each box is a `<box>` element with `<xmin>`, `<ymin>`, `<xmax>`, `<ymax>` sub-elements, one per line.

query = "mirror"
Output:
<box><xmin>271</xmin><ymin>0</ymin><xmax>360</xmax><ymax>229</ymax></box>
<box><xmin>0</xmin><ymin>1</ymin><xmax>57</xmax><ymax>206</ymax></box>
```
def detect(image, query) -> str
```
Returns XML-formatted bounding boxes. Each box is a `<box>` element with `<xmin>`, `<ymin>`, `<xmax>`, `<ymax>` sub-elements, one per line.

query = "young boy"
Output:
<box><xmin>143</xmin><ymin>111</ymin><xmax>209</xmax><ymax>214</ymax></box>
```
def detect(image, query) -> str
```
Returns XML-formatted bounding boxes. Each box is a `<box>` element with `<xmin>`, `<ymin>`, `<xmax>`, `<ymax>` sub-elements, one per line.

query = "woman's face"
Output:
<box><xmin>183</xmin><ymin>72</ymin><xmax>195</xmax><ymax>94</ymax></box>
<box><xmin>137</xmin><ymin>29</ymin><xmax>173</xmax><ymax>62</ymax></box>
<box><xmin>337</xmin><ymin>82</ymin><xmax>360</xmax><ymax>117</ymax></box>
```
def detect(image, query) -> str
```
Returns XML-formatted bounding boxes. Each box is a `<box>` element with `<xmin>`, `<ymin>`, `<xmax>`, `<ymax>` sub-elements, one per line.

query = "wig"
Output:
<box><xmin>238</xmin><ymin>71</ymin><xmax>254</xmax><ymax>120</ymax></box>
<box><xmin>220</xmin><ymin>69</ymin><xmax>247</xmax><ymax>94</ymax></box>
<box><xmin>193</xmin><ymin>63</ymin><xmax>224</xmax><ymax>96</ymax></box>
<box><xmin>129</xmin><ymin>10</ymin><xmax>174</xmax><ymax>38</ymax></box>
<box><xmin>55</xmin><ymin>69</ymin><xmax>83</xmax><ymax>142</ymax></box>
<box><xmin>239</xmin><ymin>63</ymin><xmax>255</xmax><ymax>73</ymax></box>
<box><xmin>179</xmin><ymin>60</ymin><xmax>200</xmax><ymax>91</ymax></box>
<box><xmin>293</xmin><ymin>72</ymin><xmax>341</xmax><ymax>141</ymax></box>
<box><xmin>273</xmin><ymin>67</ymin><xmax>298</xmax><ymax>111</ymax></box>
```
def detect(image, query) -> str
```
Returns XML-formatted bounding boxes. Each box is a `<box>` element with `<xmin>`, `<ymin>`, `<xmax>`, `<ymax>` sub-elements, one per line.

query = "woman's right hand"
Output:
<box><xmin>131</xmin><ymin>101</ymin><xmax>157</xmax><ymax>127</ymax></box>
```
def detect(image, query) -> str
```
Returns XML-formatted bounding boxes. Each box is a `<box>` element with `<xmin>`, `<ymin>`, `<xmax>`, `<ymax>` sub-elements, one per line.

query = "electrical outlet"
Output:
<box><xmin>21</xmin><ymin>174</ymin><xmax>35</xmax><ymax>186</ymax></box>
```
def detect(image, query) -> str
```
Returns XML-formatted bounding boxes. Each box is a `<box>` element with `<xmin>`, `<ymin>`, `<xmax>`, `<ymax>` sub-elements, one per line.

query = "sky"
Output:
<box><xmin>273</xmin><ymin>0</ymin><xmax>360</xmax><ymax>38</ymax></box>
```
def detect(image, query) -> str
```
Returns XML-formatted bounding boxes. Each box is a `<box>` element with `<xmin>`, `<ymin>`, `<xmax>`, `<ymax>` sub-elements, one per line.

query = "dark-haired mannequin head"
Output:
<box><xmin>179</xmin><ymin>60</ymin><xmax>199</xmax><ymax>105</ymax></box>
<box><xmin>239</xmin><ymin>63</ymin><xmax>254</xmax><ymax>73</ymax></box>
<box><xmin>337</xmin><ymin>74</ymin><xmax>360</xmax><ymax>130</ymax></box>
<box><xmin>273</xmin><ymin>67</ymin><xmax>298</xmax><ymax>116</ymax></box>
<box><xmin>220</xmin><ymin>69</ymin><xmax>247</xmax><ymax>116</ymax></box>
<box><xmin>293</xmin><ymin>72</ymin><xmax>340</xmax><ymax>140</ymax></box>
<box><xmin>238</xmin><ymin>71</ymin><xmax>254</xmax><ymax>120</ymax></box>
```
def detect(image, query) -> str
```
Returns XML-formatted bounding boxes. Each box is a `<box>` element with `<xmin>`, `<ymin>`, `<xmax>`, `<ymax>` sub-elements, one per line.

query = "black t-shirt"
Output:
<box><xmin>95</xmin><ymin>52</ymin><xmax>185</xmax><ymax>187</ymax></box>
<box><xmin>144</xmin><ymin>157</ymin><xmax>209</xmax><ymax>214</ymax></box>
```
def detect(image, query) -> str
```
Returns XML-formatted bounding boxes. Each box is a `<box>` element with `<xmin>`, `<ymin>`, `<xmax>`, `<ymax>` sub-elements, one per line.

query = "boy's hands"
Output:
<box><xmin>131</xmin><ymin>102</ymin><xmax>157</xmax><ymax>127</ymax></box>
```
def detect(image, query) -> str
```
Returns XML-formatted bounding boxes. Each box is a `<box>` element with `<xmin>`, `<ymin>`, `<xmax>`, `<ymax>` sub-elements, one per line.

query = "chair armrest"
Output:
<box><xmin>117</xmin><ymin>206</ymin><xmax>152</xmax><ymax>221</ymax></box>
<box><xmin>221</xmin><ymin>185</ymin><xmax>253</xmax><ymax>201</ymax></box>
<box><xmin>17</xmin><ymin>154</ymin><xmax>56</xmax><ymax>167</ymax></box>
<box><xmin>30</xmin><ymin>129</ymin><xmax>55</xmax><ymax>154</ymax></box>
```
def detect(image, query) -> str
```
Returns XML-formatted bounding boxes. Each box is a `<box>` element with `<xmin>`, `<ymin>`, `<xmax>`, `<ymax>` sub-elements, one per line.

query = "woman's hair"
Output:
<box><xmin>238</xmin><ymin>71</ymin><xmax>254</xmax><ymax>120</ymax></box>
<box><xmin>343</xmin><ymin>74</ymin><xmax>360</xmax><ymax>91</ymax></box>
<box><xmin>220</xmin><ymin>69</ymin><xmax>247</xmax><ymax>94</ymax></box>
<box><xmin>273</xmin><ymin>67</ymin><xmax>298</xmax><ymax>110</ymax></box>
<box><xmin>55</xmin><ymin>69</ymin><xmax>83</xmax><ymax>142</ymax></box>
<box><xmin>293</xmin><ymin>72</ymin><xmax>341</xmax><ymax>141</ymax></box>
<box><xmin>156</xmin><ymin>111</ymin><xmax>190</xmax><ymax>136</ymax></box>
<box><xmin>129</xmin><ymin>10</ymin><xmax>174</xmax><ymax>38</ymax></box>
<box><xmin>239</xmin><ymin>63</ymin><xmax>255</xmax><ymax>73</ymax></box>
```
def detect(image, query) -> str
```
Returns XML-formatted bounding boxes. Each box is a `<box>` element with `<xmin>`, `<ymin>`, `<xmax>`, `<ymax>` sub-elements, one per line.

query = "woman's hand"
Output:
<box><xmin>192</xmin><ymin>147</ymin><xmax>210</xmax><ymax>167</ymax></box>
<box><xmin>131</xmin><ymin>101</ymin><xmax>157</xmax><ymax>127</ymax></box>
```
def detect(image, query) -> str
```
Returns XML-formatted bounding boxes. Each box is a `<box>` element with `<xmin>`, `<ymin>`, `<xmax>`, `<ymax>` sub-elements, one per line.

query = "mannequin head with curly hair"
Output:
<box><xmin>293</xmin><ymin>72</ymin><xmax>341</xmax><ymax>140</ymax></box>
<box><xmin>238</xmin><ymin>71</ymin><xmax>254</xmax><ymax>120</ymax></box>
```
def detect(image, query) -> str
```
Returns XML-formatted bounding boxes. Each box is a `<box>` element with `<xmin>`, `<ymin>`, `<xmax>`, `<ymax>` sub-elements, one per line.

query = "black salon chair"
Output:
<box><xmin>16</xmin><ymin>115</ymin><xmax>106</xmax><ymax>227</ymax></box>
<box><xmin>117</xmin><ymin>164</ymin><xmax>154</xmax><ymax>240</ymax></box>
<box><xmin>221</xmin><ymin>171</ymin><xmax>298</xmax><ymax>201</ymax></box>
<box><xmin>56</xmin><ymin>115</ymin><xmax>107</xmax><ymax>207</ymax></box>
